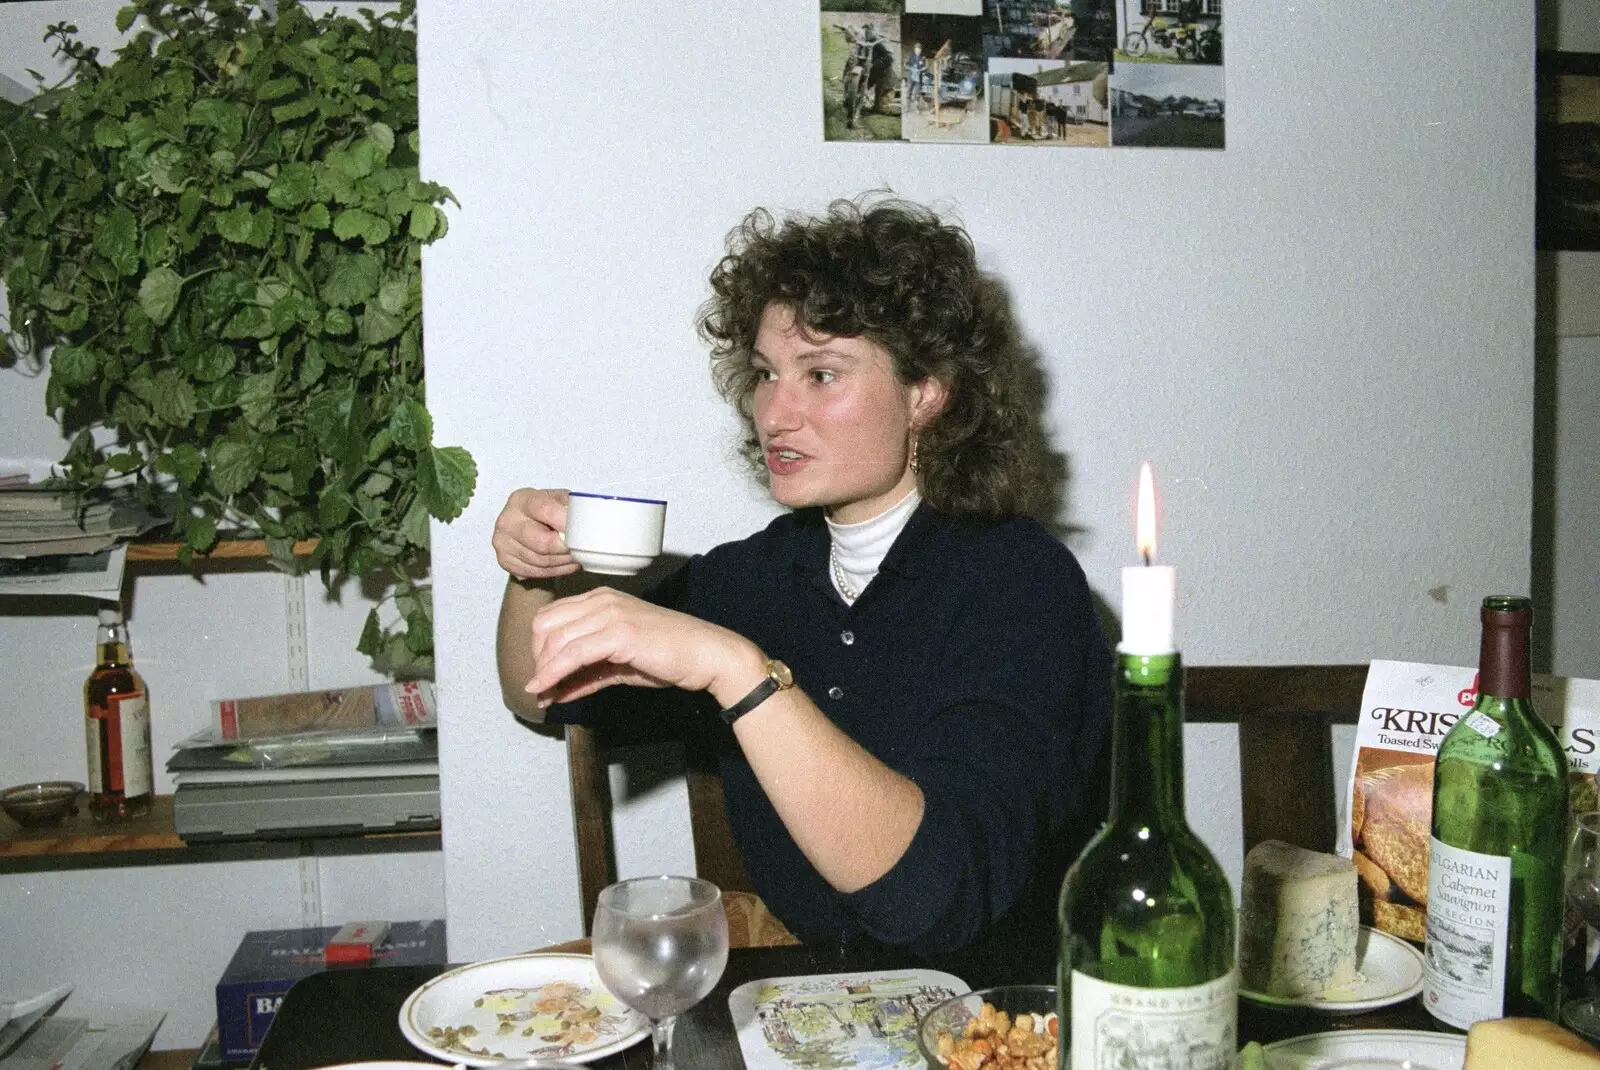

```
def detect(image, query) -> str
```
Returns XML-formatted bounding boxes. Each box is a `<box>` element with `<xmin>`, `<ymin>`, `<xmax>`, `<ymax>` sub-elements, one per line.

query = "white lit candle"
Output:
<box><xmin>1120</xmin><ymin>462</ymin><xmax>1176</xmax><ymax>655</ymax></box>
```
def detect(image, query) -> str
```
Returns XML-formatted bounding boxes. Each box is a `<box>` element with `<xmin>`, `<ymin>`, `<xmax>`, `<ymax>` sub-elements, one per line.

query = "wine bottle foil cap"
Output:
<box><xmin>1478</xmin><ymin>594</ymin><xmax>1532</xmax><ymax>699</ymax></box>
<box><xmin>97</xmin><ymin>607</ymin><xmax>122</xmax><ymax>625</ymax></box>
<box><xmin>1481</xmin><ymin>594</ymin><xmax>1532</xmax><ymax>623</ymax></box>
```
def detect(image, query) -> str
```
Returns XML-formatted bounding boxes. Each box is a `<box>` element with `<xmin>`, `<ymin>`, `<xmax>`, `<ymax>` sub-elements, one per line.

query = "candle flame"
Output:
<box><xmin>1136</xmin><ymin>462</ymin><xmax>1157</xmax><ymax>562</ymax></box>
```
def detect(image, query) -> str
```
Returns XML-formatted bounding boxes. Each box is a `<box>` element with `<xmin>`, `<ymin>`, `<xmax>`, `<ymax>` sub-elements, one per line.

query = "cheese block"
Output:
<box><xmin>1464</xmin><ymin>1017</ymin><xmax>1600</xmax><ymax>1068</ymax></box>
<box><xmin>1238</xmin><ymin>840</ymin><xmax>1360</xmax><ymax>997</ymax></box>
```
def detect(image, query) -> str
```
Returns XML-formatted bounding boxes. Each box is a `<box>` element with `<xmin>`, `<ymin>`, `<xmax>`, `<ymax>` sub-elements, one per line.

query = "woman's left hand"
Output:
<box><xmin>525</xmin><ymin>587</ymin><xmax>758</xmax><ymax>707</ymax></box>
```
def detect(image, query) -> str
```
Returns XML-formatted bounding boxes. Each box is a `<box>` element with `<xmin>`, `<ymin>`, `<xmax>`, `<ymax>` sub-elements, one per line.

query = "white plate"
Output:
<box><xmin>320</xmin><ymin>1064</ymin><xmax>448</xmax><ymax>1070</ymax></box>
<box><xmin>1261</xmin><ymin>1029</ymin><xmax>1465</xmax><ymax>1069</ymax></box>
<box><xmin>398</xmin><ymin>952</ymin><xmax>648</xmax><ymax>1066</ymax></box>
<box><xmin>1241</xmin><ymin>926</ymin><xmax>1425</xmax><ymax>1014</ymax></box>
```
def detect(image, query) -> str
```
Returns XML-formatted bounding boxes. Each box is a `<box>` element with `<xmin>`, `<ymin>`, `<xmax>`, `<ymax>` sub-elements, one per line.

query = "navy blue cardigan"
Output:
<box><xmin>551</xmin><ymin>501</ymin><xmax>1112</xmax><ymax>975</ymax></box>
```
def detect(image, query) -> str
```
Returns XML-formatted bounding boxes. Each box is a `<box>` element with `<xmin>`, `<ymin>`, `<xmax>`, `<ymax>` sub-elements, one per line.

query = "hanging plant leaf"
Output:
<box><xmin>357</xmin><ymin>608</ymin><xmax>384</xmax><ymax>657</ymax></box>
<box><xmin>137</xmin><ymin>267</ymin><xmax>184</xmax><ymax>325</ymax></box>
<box><xmin>419</xmin><ymin>445</ymin><xmax>477</xmax><ymax>523</ymax></box>
<box><xmin>208</xmin><ymin>435</ymin><xmax>263</xmax><ymax>496</ymax></box>
<box><xmin>49</xmin><ymin>345</ymin><xmax>98</xmax><ymax>387</ymax></box>
<box><xmin>186</xmin><ymin>513</ymin><xmax>219</xmax><ymax>553</ymax></box>
<box><xmin>156</xmin><ymin>443</ymin><xmax>204</xmax><ymax>488</ymax></box>
<box><xmin>320</xmin><ymin>251</ymin><xmax>381</xmax><ymax>308</ymax></box>
<box><xmin>94</xmin><ymin>207</ymin><xmax>142</xmax><ymax>277</ymax></box>
<box><xmin>388</xmin><ymin>398</ymin><xmax>431</xmax><ymax>451</ymax></box>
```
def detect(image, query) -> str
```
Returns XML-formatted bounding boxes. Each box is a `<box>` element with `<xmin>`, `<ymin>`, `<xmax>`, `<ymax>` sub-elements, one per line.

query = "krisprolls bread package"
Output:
<box><xmin>1338</xmin><ymin>661</ymin><xmax>1600</xmax><ymax>944</ymax></box>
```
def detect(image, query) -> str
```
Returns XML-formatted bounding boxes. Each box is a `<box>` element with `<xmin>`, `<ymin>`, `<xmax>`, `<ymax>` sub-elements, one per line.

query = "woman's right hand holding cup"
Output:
<box><xmin>493</xmin><ymin>488</ymin><xmax>579</xmax><ymax>580</ymax></box>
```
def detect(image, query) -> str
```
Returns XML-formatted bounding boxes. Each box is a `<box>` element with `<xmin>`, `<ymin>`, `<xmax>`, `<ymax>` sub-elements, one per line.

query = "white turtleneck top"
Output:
<box><xmin>825</xmin><ymin>488</ymin><xmax>921</xmax><ymax>605</ymax></box>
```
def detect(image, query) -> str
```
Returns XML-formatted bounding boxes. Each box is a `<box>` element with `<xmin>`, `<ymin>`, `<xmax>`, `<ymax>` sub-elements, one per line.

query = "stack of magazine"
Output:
<box><xmin>0</xmin><ymin>480</ymin><xmax>163</xmax><ymax>599</ymax></box>
<box><xmin>0</xmin><ymin>484</ymin><xmax>154</xmax><ymax>557</ymax></box>
<box><xmin>167</xmin><ymin>681</ymin><xmax>440</xmax><ymax>842</ymax></box>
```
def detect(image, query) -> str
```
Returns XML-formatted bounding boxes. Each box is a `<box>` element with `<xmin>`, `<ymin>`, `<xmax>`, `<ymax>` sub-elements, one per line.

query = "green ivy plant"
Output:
<box><xmin>0</xmin><ymin>0</ymin><xmax>473</xmax><ymax>675</ymax></box>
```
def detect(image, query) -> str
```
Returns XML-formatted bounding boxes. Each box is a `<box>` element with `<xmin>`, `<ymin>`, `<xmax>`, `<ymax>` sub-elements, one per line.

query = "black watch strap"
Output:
<box><xmin>719</xmin><ymin>659</ymin><xmax>793</xmax><ymax>725</ymax></box>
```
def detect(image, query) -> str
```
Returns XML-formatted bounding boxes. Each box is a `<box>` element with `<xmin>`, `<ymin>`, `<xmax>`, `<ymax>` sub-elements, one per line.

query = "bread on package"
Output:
<box><xmin>1354</xmin><ymin>762</ymin><xmax>1433</xmax><ymax>906</ymax></box>
<box><xmin>1370</xmin><ymin>899</ymin><xmax>1427</xmax><ymax>943</ymax></box>
<box><xmin>1351</xmin><ymin>849</ymin><xmax>1391</xmax><ymax>901</ymax></box>
<box><xmin>1575</xmin><ymin>773</ymin><xmax>1600</xmax><ymax>817</ymax></box>
<box><xmin>1351</xmin><ymin>776</ymin><xmax>1367</xmax><ymax>842</ymax></box>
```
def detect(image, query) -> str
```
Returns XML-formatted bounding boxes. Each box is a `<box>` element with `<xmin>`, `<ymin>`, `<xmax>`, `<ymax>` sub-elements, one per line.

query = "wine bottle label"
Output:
<box><xmin>1423</xmin><ymin>836</ymin><xmax>1511</xmax><ymax>1029</ymax></box>
<box><xmin>1464</xmin><ymin>712</ymin><xmax>1502</xmax><ymax>739</ymax></box>
<box><xmin>1068</xmin><ymin>970</ymin><xmax>1236</xmax><ymax>1070</ymax></box>
<box><xmin>114</xmin><ymin>694</ymin><xmax>152</xmax><ymax>797</ymax></box>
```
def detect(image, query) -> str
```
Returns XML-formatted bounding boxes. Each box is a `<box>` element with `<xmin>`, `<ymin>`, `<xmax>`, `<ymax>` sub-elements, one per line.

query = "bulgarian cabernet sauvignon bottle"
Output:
<box><xmin>84</xmin><ymin>607</ymin><xmax>152</xmax><ymax>821</ymax></box>
<box><xmin>1057</xmin><ymin>650</ymin><xmax>1236</xmax><ymax>1069</ymax></box>
<box><xmin>1423</xmin><ymin>595</ymin><xmax>1567</xmax><ymax>1030</ymax></box>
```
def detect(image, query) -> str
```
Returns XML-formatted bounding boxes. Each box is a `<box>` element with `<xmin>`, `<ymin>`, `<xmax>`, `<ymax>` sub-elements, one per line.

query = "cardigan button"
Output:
<box><xmin>828</xmin><ymin>686</ymin><xmax>845</xmax><ymax>700</ymax></box>
<box><xmin>840</xmin><ymin>630</ymin><xmax>855</xmax><ymax>645</ymax></box>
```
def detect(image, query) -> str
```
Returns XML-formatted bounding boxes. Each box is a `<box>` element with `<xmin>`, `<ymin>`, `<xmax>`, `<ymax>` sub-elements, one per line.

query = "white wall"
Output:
<box><xmin>0</xmin><ymin>3</ymin><xmax>443</xmax><ymax>1051</ymax></box>
<box><xmin>417</xmin><ymin>0</ymin><xmax>1537</xmax><ymax>959</ymax></box>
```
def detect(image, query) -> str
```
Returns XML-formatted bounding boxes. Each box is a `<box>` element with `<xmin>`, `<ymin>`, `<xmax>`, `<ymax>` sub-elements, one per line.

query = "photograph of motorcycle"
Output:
<box><xmin>1121</xmin><ymin>0</ymin><xmax>1221</xmax><ymax>63</ymax></box>
<box><xmin>830</xmin><ymin>20</ymin><xmax>900</xmax><ymax>134</ymax></box>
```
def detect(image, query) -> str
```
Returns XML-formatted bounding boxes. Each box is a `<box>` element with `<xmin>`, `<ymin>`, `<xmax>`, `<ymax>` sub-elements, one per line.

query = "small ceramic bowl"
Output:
<box><xmin>0</xmin><ymin>781</ymin><xmax>84</xmax><ymax>827</ymax></box>
<box><xmin>917</xmin><ymin>984</ymin><xmax>1060</xmax><ymax>1069</ymax></box>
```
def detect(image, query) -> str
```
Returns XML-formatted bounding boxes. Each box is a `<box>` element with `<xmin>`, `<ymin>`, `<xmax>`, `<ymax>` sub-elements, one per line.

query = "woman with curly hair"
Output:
<box><xmin>494</xmin><ymin>195</ymin><xmax>1110</xmax><ymax>974</ymax></box>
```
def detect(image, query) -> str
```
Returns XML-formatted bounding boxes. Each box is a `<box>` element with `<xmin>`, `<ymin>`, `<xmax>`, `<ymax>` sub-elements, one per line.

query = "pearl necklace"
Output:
<box><xmin>829</xmin><ymin>544</ymin><xmax>858</xmax><ymax>603</ymax></box>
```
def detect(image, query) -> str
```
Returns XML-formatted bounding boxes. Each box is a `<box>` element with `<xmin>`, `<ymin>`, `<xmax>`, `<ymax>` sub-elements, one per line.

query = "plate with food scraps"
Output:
<box><xmin>398</xmin><ymin>952</ymin><xmax>647</xmax><ymax>1066</ymax></box>
<box><xmin>1255</xmin><ymin>1029</ymin><xmax>1464</xmax><ymax>1069</ymax></box>
<box><xmin>317</xmin><ymin>1064</ymin><xmax>452</xmax><ymax>1070</ymax></box>
<box><xmin>1240</xmin><ymin>925</ymin><xmax>1425</xmax><ymax>1014</ymax></box>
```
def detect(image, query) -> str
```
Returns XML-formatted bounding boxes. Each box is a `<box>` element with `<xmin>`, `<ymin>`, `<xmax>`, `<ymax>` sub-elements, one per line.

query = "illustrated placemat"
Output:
<box><xmin>728</xmin><ymin>969</ymin><xmax>968</xmax><ymax>1070</ymax></box>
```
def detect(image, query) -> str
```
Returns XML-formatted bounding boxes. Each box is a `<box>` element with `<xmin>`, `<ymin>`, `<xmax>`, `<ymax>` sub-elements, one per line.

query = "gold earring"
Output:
<box><xmin>909</xmin><ymin>435</ymin><xmax>920</xmax><ymax>473</ymax></box>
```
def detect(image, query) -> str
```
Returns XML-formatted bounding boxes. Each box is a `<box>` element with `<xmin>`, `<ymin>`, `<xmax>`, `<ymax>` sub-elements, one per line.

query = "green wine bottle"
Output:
<box><xmin>1424</xmin><ymin>595</ymin><xmax>1568</xmax><ymax>1030</ymax></box>
<box><xmin>1057</xmin><ymin>650</ymin><xmax>1237</xmax><ymax>1069</ymax></box>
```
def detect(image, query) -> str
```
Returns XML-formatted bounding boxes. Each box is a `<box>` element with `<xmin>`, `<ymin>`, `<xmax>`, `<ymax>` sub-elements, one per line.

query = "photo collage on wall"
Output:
<box><xmin>820</xmin><ymin>0</ymin><xmax>1224</xmax><ymax>149</ymax></box>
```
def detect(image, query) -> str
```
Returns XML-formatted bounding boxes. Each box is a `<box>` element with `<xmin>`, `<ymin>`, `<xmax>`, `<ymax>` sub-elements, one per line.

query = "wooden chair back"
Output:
<box><xmin>566</xmin><ymin>721</ymin><xmax>753</xmax><ymax>937</ymax></box>
<box><xmin>1186</xmin><ymin>664</ymin><xmax>1367</xmax><ymax>855</ymax></box>
<box><xmin>566</xmin><ymin>664</ymin><xmax>1369</xmax><ymax>933</ymax></box>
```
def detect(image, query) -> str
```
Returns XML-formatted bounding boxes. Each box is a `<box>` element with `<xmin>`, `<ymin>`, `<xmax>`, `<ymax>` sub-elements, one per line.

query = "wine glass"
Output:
<box><xmin>1564</xmin><ymin>811</ymin><xmax>1600</xmax><ymax>1042</ymax></box>
<box><xmin>591</xmin><ymin>875</ymin><xmax>729</xmax><ymax>1070</ymax></box>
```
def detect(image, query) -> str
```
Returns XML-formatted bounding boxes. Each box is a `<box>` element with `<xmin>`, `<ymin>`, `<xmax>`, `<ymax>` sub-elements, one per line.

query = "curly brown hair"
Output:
<box><xmin>696</xmin><ymin>195</ymin><xmax>1045</xmax><ymax>520</ymax></box>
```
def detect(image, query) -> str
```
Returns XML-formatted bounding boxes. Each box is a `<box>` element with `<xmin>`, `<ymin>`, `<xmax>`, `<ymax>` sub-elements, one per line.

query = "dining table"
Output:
<box><xmin>249</xmin><ymin>936</ymin><xmax>1442</xmax><ymax>1070</ymax></box>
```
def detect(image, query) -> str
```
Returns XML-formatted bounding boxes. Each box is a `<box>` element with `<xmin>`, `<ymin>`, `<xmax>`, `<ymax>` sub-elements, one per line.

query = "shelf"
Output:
<box><xmin>127</xmin><ymin>538</ymin><xmax>320</xmax><ymax>562</ymax></box>
<box><xmin>0</xmin><ymin>794</ymin><xmax>440</xmax><ymax>873</ymax></box>
<box><xmin>1</xmin><ymin>795</ymin><xmax>183</xmax><ymax>856</ymax></box>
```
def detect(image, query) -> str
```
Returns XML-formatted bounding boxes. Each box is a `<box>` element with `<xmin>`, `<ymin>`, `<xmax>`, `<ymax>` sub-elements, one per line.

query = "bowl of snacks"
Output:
<box><xmin>917</xmin><ymin>984</ymin><xmax>1058</xmax><ymax>1070</ymax></box>
<box><xmin>0</xmin><ymin>781</ymin><xmax>84</xmax><ymax>827</ymax></box>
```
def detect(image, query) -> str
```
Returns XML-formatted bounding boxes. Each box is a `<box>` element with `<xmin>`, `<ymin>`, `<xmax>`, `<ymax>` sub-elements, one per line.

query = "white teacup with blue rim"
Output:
<box><xmin>563</xmin><ymin>491</ymin><xmax>667</xmax><ymax>575</ymax></box>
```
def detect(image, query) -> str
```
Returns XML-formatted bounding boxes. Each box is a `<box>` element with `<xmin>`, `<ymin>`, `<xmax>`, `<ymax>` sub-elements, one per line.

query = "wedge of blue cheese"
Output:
<box><xmin>1239</xmin><ymin>839</ymin><xmax>1360</xmax><ymax>998</ymax></box>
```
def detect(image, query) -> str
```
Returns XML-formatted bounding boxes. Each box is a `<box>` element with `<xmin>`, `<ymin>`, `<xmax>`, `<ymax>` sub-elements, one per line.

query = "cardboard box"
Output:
<box><xmin>214</xmin><ymin>919</ymin><xmax>445</xmax><ymax>1062</ymax></box>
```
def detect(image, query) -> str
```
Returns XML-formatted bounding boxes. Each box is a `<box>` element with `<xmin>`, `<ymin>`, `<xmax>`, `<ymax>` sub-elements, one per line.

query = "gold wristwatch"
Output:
<box><xmin>719</xmin><ymin>659</ymin><xmax>793</xmax><ymax>725</ymax></box>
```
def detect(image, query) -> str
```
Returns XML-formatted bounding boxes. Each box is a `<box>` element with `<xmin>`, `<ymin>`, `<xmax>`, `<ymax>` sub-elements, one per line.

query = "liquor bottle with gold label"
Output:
<box><xmin>85</xmin><ymin>606</ymin><xmax>152</xmax><ymax>821</ymax></box>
